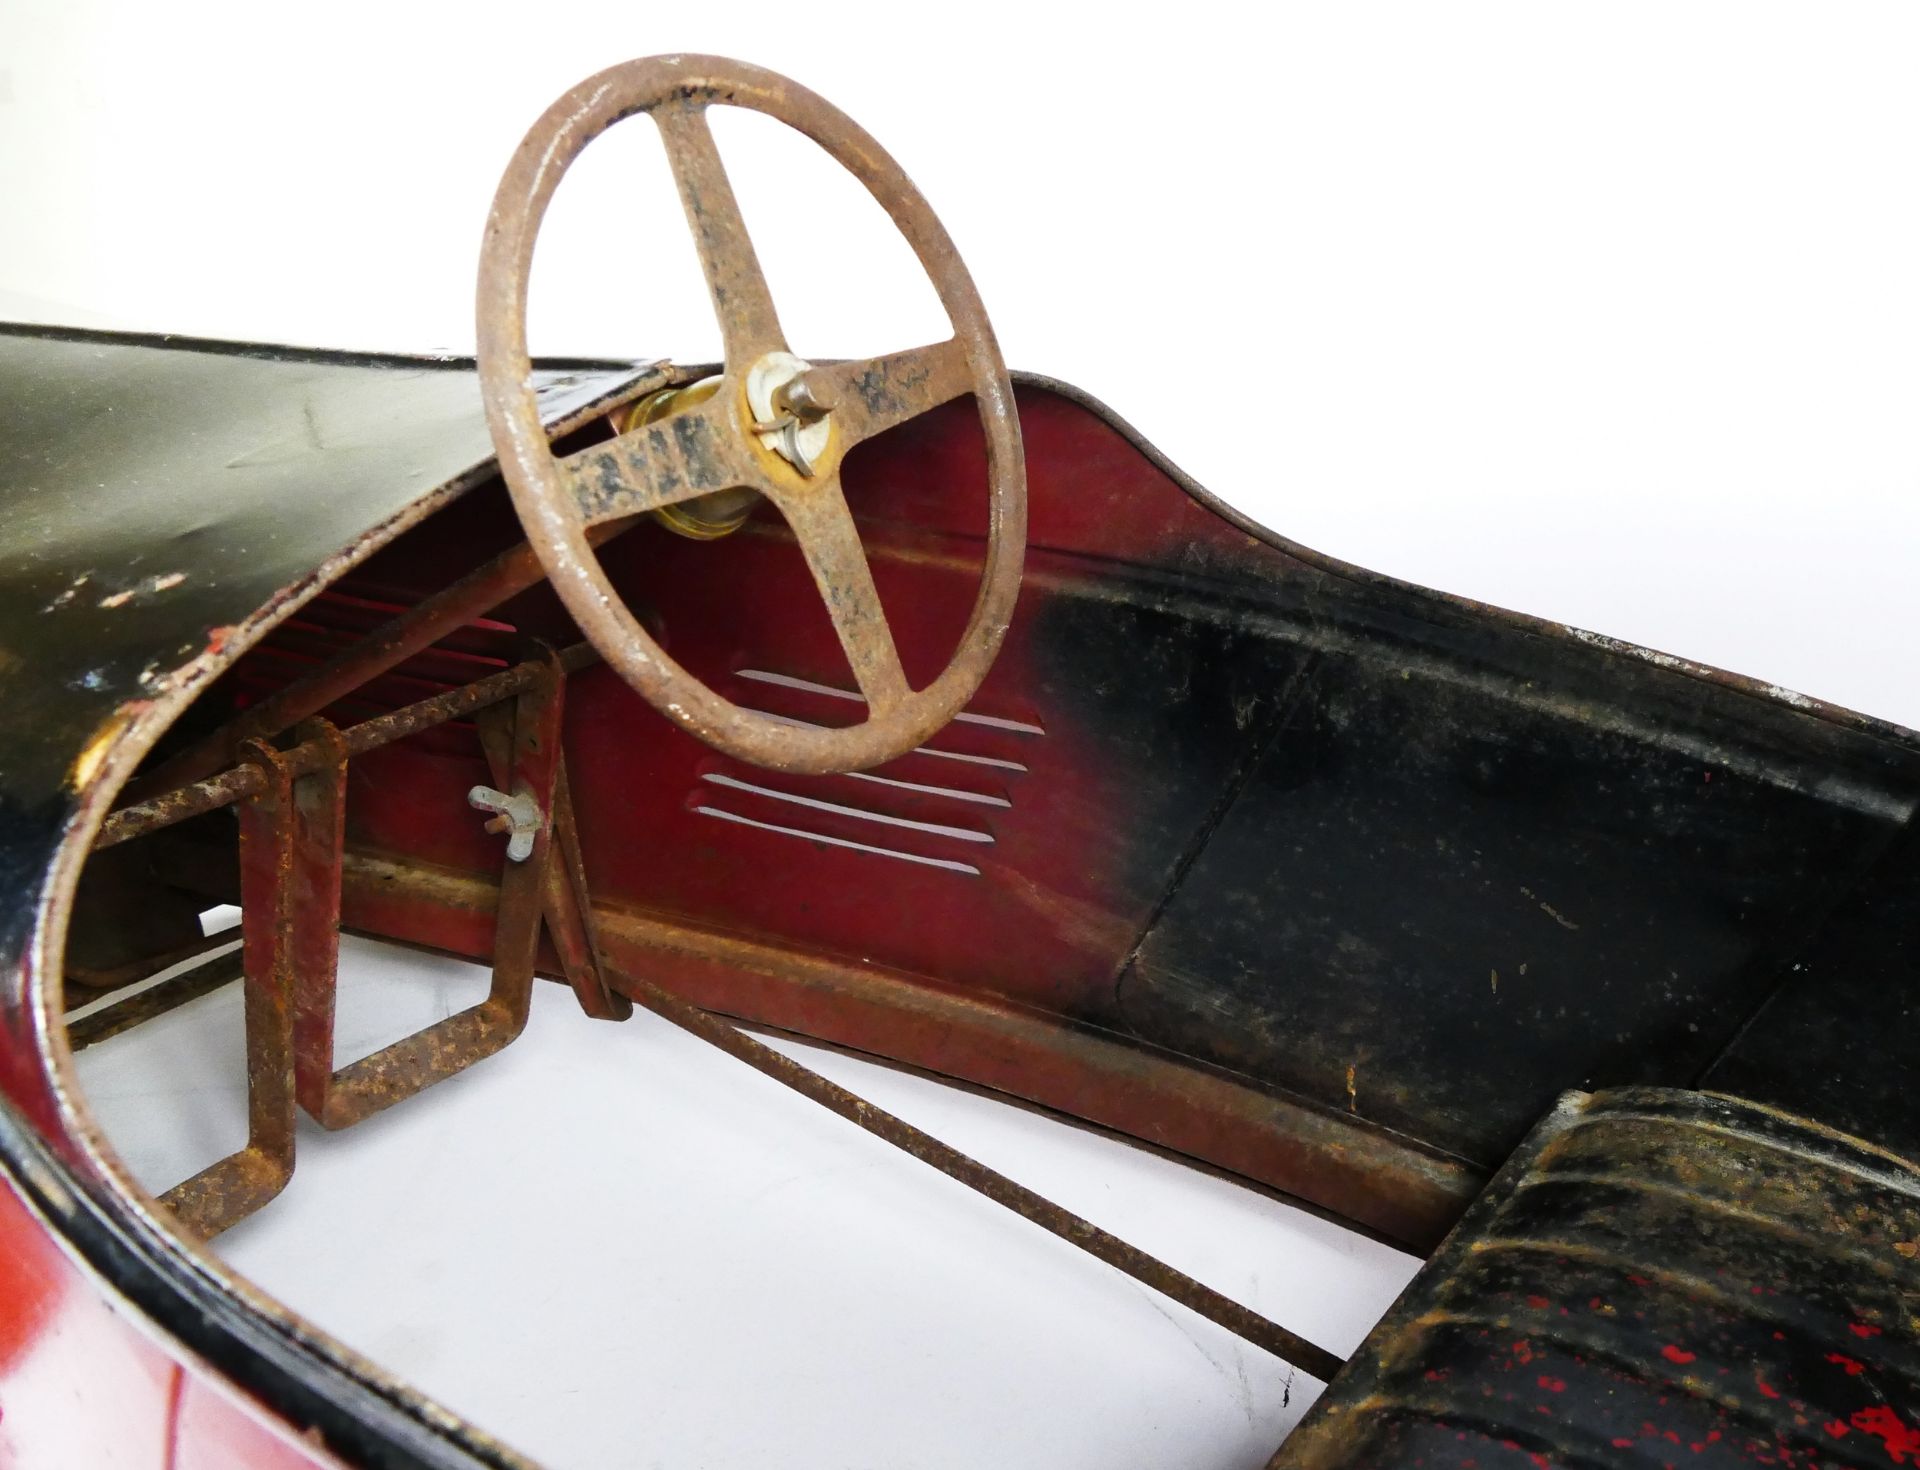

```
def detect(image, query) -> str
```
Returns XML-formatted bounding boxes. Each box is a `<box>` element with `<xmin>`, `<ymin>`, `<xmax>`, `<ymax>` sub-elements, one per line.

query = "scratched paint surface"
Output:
<box><xmin>0</xmin><ymin>327</ymin><xmax>648</xmax><ymax>1111</ymax></box>
<box><xmin>169</xmin><ymin>376</ymin><xmax>1920</xmax><ymax>1209</ymax></box>
<box><xmin>1114</xmin><ymin>605</ymin><xmax>1920</xmax><ymax>1167</ymax></box>
<box><xmin>0</xmin><ymin>326</ymin><xmax>650</xmax><ymax>1468</ymax></box>
<box><xmin>0</xmin><ymin>1157</ymin><xmax>178</xmax><ymax>1467</ymax></box>
<box><xmin>0</xmin><ymin>326</ymin><xmax>645</xmax><ymax>874</ymax></box>
<box><xmin>11</xmin><ymin>329</ymin><xmax>1920</xmax><ymax>1467</ymax></box>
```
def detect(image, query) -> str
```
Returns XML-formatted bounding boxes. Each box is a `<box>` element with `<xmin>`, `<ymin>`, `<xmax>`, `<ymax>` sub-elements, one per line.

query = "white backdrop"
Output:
<box><xmin>4</xmin><ymin>2</ymin><xmax>1919</xmax><ymax>729</ymax></box>
<box><xmin>11</xmin><ymin>7</ymin><xmax>1920</xmax><ymax>1468</ymax></box>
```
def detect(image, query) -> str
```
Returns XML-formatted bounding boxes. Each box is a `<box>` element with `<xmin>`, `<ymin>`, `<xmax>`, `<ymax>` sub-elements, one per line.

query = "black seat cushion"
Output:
<box><xmin>1274</xmin><ymin>1088</ymin><xmax>1920</xmax><ymax>1470</ymax></box>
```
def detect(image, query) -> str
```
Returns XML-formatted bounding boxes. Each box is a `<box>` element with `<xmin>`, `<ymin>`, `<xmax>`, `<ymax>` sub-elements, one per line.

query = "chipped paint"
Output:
<box><xmin>41</xmin><ymin>574</ymin><xmax>89</xmax><ymax>612</ymax></box>
<box><xmin>69</xmin><ymin>707</ymin><xmax>142</xmax><ymax>791</ymax></box>
<box><xmin>1519</xmin><ymin>885</ymin><xmax>1581</xmax><ymax>932</ymax></box>
<box><xmin>97</xmin><ymin>571</ymin><xmax>187</xmax><ymax>609</ymax></box>
<box><xmin>1852</xmin><ymin>1405</ymin><xmax>1920</xmax><ymax>1464</ymax></box>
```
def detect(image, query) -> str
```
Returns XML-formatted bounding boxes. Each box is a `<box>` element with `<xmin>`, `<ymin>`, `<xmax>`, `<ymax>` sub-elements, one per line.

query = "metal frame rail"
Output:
<box><xmin>86</xmin><ymin>614</ymin><xmax>1346</xmax><ymax>1383</ymax></box>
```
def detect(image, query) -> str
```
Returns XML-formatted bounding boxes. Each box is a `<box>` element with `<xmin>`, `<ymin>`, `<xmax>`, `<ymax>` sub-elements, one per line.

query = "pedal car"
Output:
<box><xmin>2</xmin><ymin>54</ymin><xmax>1914</xmax><ymax>1470</ymax></box>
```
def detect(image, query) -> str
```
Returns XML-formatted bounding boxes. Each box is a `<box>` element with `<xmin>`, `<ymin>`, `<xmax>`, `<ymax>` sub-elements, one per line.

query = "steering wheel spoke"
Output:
<box><xmin>807</xmin><ymin>338</ymin><xmax>974</xmax><ymax>452</ymax></box>
<box><xmin>781</xmin><ymin>476</ymin><xmax>912</xmax><ymax>713</ymax></box>
<box><xmin>560</xmin><ymin>386</ymin><xmax>760</xmax><ymax>527</ymax></box>
<box><xmin>654</xmin><ymin>101</ymin><xmax>788</xmax><ymax>369</ymax></box>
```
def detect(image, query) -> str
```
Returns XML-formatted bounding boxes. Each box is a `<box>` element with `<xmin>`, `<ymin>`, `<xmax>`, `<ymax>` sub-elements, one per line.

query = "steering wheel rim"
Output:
<box><xmin>476</xmin><ymin>54</ymin><xmax>1027</xmax><ymax>774</ymax></box>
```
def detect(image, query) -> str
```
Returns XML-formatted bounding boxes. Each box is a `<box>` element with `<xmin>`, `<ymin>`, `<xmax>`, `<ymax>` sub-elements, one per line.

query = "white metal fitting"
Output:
<box><xmin>468</xmin><ymin>784</ymin><xmax>541</xmax><ymax>862</ymax></box>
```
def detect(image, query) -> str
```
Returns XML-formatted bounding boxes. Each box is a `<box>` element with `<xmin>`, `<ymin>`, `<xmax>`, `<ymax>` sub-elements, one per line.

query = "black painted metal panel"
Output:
<box><xmin>1706</xmin><ymin>816</ymin><xmax>1920</xmax><ymax>1162</ymax></box>
<box><xmin>1116</xmin><ymin>596</ymin><xmax>1920</xmax><ymax>1166</ymax></box>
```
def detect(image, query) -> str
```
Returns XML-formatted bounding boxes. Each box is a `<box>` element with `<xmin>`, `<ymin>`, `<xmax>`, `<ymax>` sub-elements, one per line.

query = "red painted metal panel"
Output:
<box><xmin>0</xmin><ymin>1169</ymin><xmax>176</xmax><ymax>1469</ymax></box>
<box><xmin>309</xmin><ymin>386</ymin><xmax>1282</xmax><ymax>1031</ymax></box>
<box><xmin>170</xmin><ymin>1374</ymin><xmax>341</xmax><ymax>1470</ymax></box>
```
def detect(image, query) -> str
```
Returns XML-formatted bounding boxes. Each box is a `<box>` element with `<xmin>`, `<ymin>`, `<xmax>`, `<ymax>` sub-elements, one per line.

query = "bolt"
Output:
<box><xmin>775</xmin><ymin>372</ymin><xmax>835</xmax><ymax>422</ymax></box>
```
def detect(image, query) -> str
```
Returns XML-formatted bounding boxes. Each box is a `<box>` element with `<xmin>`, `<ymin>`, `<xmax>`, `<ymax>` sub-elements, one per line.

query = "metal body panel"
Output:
<box><xmin>0</xmin><ymin>324</ymin><xmax>648</xmax><ymax>854</ymax></box>
<box><xmin>1704</xmin><ymin>813</ymin><xmax>1920</xmax><ymax>1148</ymax></box>
<box><xmin>1117</xmin><ymin>611</ymin><xmax>1917</xmax><ymax>1166</ymax></box>
<box><xmin>242</xmin><ymin>377</ymin><xmax>1919</xmax><ymax>1181</ymax></box>
<box><xmin>0</xmin><ymin>325</ymin><xmax>656</xmax><ymax>1470</ymax></box>
<box><xmin>1</xmin><ymin>325</ymin><xmax>1916</xmax><ymax>1467</ymax></box>
<box><xmin>0</xmin><ymin>1158</ymin><xmax>179</xmax><ymax>1469</ymax></box>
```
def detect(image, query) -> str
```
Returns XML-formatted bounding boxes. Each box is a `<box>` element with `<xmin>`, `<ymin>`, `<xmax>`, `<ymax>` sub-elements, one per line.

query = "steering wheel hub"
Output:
<box><xmin>745</xmin><ymin>351</ymin><xmax>834</xmax><ymax>478</ymax></box>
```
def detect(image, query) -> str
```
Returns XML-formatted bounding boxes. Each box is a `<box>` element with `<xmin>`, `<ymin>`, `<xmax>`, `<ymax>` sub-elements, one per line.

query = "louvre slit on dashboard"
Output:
<box><xmin>688</xmin><ymin>669</ymin><xmax>1045</xmax><ymax>877</ymax></box>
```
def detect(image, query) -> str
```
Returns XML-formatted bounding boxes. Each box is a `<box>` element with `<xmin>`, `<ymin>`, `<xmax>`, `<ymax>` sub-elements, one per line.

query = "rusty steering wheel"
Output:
<box><xmin>476</xmin><ymin>55</ymin><xmax>1027</xmax><ymax>774</ymax></box>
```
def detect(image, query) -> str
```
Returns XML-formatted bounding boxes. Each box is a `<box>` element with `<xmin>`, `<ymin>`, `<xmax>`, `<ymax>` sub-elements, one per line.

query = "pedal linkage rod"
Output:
<box><xmin>608</xmin><ymin>966</ymin><xmax>1349</xmax><ymax>1383</ymax></box>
